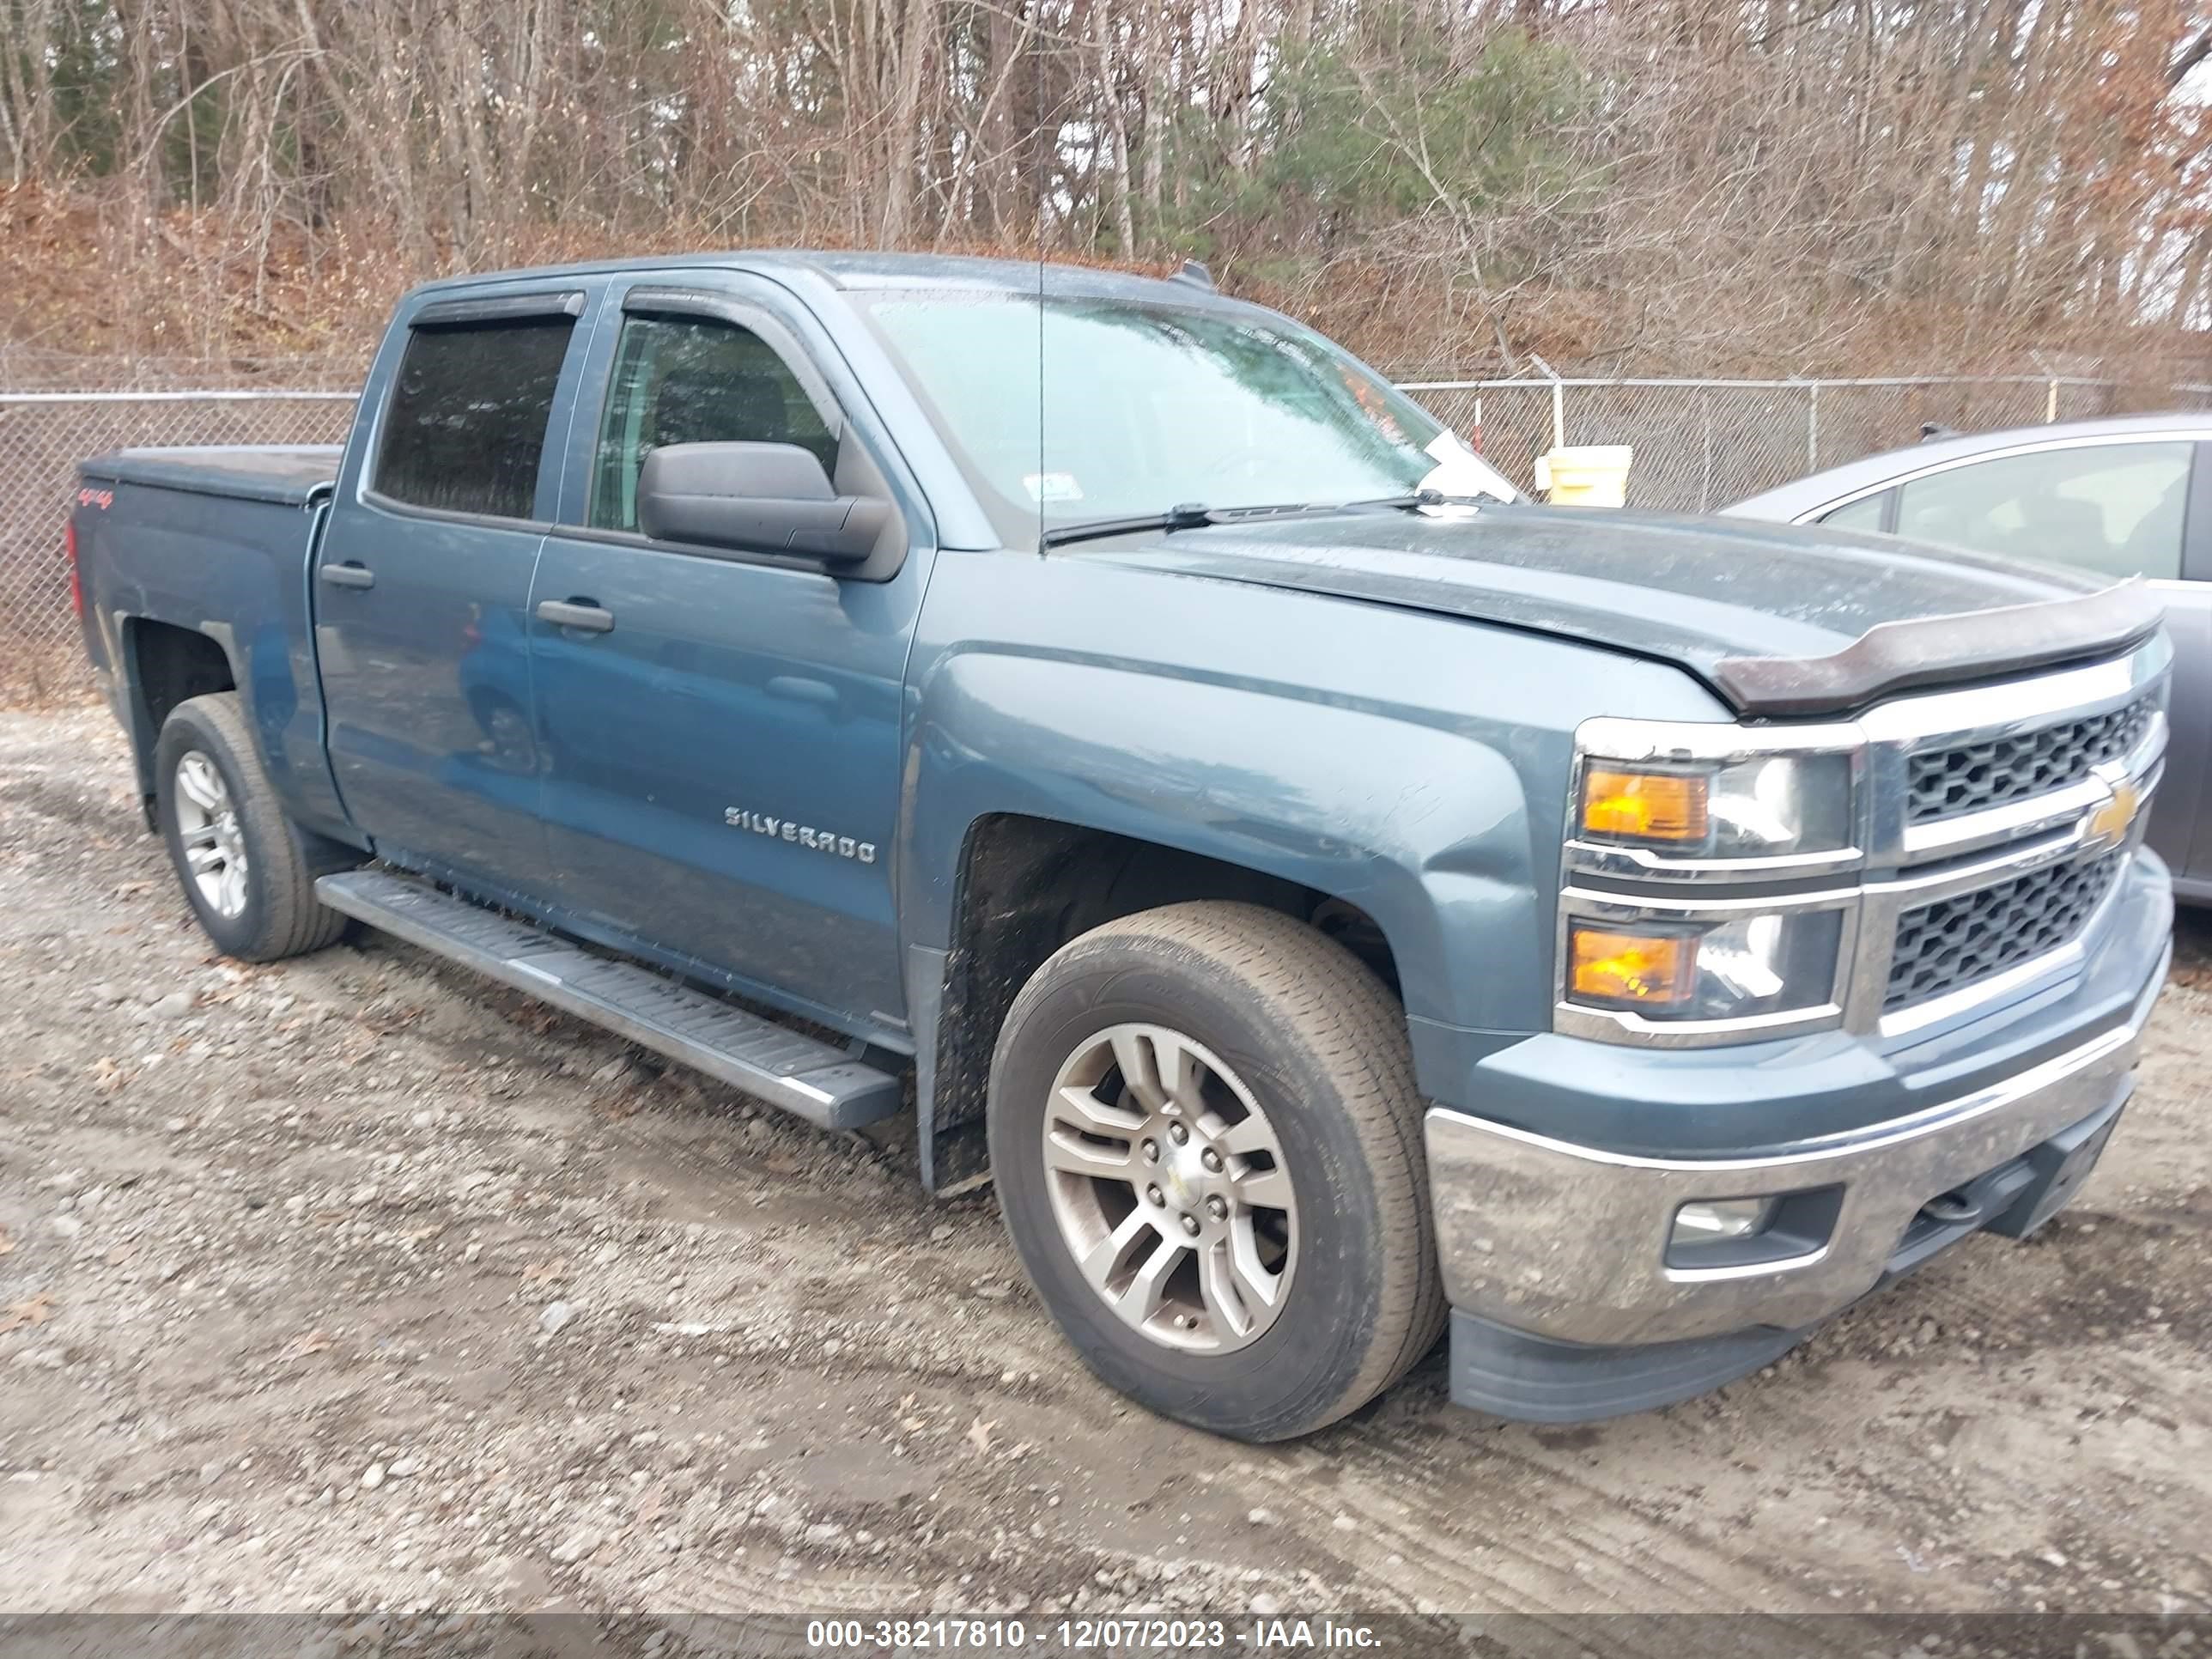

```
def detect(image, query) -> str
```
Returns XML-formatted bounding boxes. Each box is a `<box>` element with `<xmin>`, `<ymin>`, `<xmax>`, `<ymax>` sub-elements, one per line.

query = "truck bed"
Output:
<box><xmin>80</xmin><ymin>445</ymin><xmax>343</xmax><ymax>507</ymax></box>
<box><xmin>72</xmin><ymin>441</ymin><xmax>354</xmax><ymax>846</ymax></box>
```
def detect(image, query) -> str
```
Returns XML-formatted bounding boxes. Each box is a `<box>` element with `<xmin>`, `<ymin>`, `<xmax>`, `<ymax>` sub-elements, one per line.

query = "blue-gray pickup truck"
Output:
<box><xmin>70</xmin><ymin>253</ymin><xmax>2173</xmax><ymax>1441</ymax></box>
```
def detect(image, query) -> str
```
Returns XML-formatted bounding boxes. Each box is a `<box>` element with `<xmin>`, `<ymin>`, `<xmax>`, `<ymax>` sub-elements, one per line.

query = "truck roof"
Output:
<box><xmin>403</xmin><ymin>251</ymin><xmax>1221</xmax><ymax>304</ymax></box>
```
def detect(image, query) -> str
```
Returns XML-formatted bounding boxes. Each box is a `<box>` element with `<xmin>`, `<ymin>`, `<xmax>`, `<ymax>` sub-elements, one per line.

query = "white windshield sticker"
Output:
<box><xmin>1419</xmin><ymin>433</ymin><xmax>1517</xmax><ymax>502</ymax></box>
<box><xmin>1024</xmin><ymin>471</ymin><xmax>1085</xmax><ymax>503</ymax></box>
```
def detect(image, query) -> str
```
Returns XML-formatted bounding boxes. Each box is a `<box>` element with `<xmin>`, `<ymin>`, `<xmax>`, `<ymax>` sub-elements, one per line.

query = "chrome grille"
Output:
<box><xmin>1905</xmin><ymin>700</ymin><xmax>2151</xmax><ymax>824</ymax></box>
<box><xmin>1884</xmin><ymin>851</ymin><xmax>2124</xmax><ymax>1012</ymax></box>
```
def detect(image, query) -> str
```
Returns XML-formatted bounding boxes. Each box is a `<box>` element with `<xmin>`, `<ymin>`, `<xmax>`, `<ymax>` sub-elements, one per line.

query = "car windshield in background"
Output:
<box><xmin>859</xmin><ymin>291</ymin><xmax>1512</xmax><ymax>541</ymax></box>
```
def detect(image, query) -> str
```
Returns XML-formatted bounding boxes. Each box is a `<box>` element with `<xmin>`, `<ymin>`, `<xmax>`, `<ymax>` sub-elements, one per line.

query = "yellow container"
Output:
<box><xmin>1534</xmin><ymin>445</ymin><xmax>1633</xmax><ymax>507</ymax></box>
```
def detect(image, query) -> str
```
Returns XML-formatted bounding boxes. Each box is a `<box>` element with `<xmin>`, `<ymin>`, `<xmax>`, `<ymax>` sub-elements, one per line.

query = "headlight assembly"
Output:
<box><xmin>1576</xmin><ymin>751</ymin><xmax>1856</xmax><ymax>860</ymax></box>
<box><xmin>1565</xmin><ymin>908</ymin><xmax>1845</xmax><ymax>1025</ymax></box>
<box><xmin>1560</xmin><ymin>716</ymin><xmax>1865</xmax><ymax>1043</ymax></box>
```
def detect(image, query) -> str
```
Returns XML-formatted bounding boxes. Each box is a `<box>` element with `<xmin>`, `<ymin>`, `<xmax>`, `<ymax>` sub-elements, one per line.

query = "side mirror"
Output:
<box><xmin>636</xmin><ymin>441</ymin><xmax>894</xmax><ymax>562</ymax></box>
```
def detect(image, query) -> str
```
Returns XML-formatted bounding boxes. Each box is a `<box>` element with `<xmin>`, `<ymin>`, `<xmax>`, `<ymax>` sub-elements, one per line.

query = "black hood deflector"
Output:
<box><xmin>1710</xmin><ymin>581</ymin><xmax>2165</xmax><ymax>715</ymax></box>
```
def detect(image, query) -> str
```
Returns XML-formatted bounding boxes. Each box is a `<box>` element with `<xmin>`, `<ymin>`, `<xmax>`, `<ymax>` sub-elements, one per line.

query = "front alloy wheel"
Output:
<box><xmin>1042</xmin><ymin>1024</ymin><xmax>1297</xmax><ymax>1353</ymax></box>
<box><xmin>988</xmin><ymin>901</ymin><xmax>1445</xmax><ymax>1442</ymax></box>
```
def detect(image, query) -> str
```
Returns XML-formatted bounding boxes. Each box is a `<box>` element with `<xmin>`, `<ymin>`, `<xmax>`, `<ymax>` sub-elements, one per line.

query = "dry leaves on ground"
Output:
<box><xmin>2</xmin><ymin>1292</ymin><xmax>58</xmax><ymax>1333</ymax></box>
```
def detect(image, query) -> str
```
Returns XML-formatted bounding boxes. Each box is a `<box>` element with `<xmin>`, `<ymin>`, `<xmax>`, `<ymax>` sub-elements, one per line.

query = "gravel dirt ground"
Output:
<box><xmin>2</xmin><ymin>706</ymin><xmax>2209</xmax><ymax>1620</ymax></box>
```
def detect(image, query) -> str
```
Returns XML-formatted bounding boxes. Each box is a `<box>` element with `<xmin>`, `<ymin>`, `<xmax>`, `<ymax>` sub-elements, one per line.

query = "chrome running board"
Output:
<box><xmin>315</xmin><ymin>870</ymin><xmax>901</xmax><ymax>1130</ymax></box>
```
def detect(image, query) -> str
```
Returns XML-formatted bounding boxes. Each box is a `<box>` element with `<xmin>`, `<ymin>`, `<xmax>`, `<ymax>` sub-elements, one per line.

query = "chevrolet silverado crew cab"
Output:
<box><xmin>71</xmin><ymin>253</ymin><xmax>2172</xmax><ymax>1441</ymax></box>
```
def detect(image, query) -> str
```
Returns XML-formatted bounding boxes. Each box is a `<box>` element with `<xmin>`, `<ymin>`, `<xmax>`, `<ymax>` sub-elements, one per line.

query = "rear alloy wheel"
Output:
<box><xmin>171</xmin><ymin>750</ymin><xmax>251</xmax><ymax>920</ymax></box>
<box><xmin>154</xmin><ymin>692</ymin><xmax>359</xmax><ymax>963</ymax></box>
<box><xmin>990</xmin><ymin>901</ymin><xmax>1445</xmax><ymax>1442</ymax></box>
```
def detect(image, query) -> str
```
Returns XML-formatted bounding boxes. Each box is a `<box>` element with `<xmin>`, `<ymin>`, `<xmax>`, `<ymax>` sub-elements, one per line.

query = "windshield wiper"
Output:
<box><xmin>1352</xmin><ymin>489</ymin><xmax>1493</xmax><ymax>509</ymax></box>
<box><xmin>1040</xmin><ymin>502</ymin><xmax>1221</xmax><ymax>548</ymax></box>
<box><xmin>1039</xmin><ymin>489</ymin><xmax>1484</xmax><ymax>550</ymax></box>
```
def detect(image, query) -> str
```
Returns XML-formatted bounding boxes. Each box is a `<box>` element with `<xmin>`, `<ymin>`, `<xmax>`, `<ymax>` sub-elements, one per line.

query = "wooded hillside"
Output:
<box><xmin>3</xmin><ymin>0</ymin><xmax>2209</xmax><ymax>376</ymax></box>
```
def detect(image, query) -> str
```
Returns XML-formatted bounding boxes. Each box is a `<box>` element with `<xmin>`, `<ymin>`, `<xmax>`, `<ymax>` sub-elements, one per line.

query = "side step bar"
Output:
<box><xmin>314</xmin><ymin>871</ymin><xmax>902</xmax><ymax>1131</ymax></box>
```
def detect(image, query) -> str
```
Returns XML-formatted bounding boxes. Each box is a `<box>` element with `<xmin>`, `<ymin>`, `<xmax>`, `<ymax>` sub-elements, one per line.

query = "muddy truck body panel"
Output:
<box><xmin>70</xmin><ymin>252</ymin><xmax>2174</xmax><ymax>1434</ymax></box>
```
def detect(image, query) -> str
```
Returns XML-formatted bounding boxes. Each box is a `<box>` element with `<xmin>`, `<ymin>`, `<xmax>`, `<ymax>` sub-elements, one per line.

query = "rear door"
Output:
<box><xmin>526</xmin><ymin>272</ymin><xmax>931</xmax><ymax>1036</ymax></box>
<box><xmin>316</xmin><ymin>286</ymin><xmax>599</xmax><ymax>897</ymax></box>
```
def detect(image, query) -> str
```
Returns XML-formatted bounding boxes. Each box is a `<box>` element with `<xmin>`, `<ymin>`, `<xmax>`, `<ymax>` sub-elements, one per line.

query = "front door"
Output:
<box><xmin>527</xmin><ymin>276</ymin><xmax>922</xmax><ymax>1033</ymax></box>
<box><xmin>316</xmin><ymin>287</ymin><xmax>599</xmax><ymax>896</ymax></box>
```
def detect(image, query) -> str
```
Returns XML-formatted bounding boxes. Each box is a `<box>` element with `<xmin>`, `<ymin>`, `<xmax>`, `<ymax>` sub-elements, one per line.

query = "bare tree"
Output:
<box><xmin>3</xmin><ymin>0</ymin><xmax>2207</xmax><ymax>372</ymax></box>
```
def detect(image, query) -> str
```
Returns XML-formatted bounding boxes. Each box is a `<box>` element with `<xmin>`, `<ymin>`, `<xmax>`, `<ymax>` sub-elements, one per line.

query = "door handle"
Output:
<box><xmin>319</xmin><ymin>562</ymin><xmax>375</xmax><ymax>590</ymax></box>
<box><xmin>767</xmin><ymin>675</ymin><xmax>838</xmax><ymax>706</ymax></box>
<box><xmin>536</xmin><ymin>599</ymin><xmax>616</xmax><ymax>634</ymax></box>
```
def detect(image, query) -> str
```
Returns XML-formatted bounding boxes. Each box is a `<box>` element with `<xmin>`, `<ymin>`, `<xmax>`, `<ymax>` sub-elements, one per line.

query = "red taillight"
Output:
<box><xmin>65</xmin><ymin>519</ymin><xmax>83</xmax><ymax>617</ymax></box>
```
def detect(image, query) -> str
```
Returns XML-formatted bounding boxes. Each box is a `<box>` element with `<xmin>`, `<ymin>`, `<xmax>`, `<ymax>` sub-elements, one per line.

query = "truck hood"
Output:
<box><xmin>1073</xmin><ymin>505</ymin><xmax>2163</xmax><ymax>718</ymax></box>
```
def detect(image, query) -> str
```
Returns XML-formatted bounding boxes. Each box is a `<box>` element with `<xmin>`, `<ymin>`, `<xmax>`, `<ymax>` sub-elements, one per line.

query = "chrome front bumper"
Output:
<box><xmin>1424</xmin><ymin>966</ymin><xmax>2160</xmax><ymax>1347</ymax></box>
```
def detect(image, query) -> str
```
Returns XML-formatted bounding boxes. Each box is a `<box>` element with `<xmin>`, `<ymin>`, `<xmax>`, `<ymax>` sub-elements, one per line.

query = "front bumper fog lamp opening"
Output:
<box><xmin>1671</xmin><ymin>1196</ymin><xmax>1775</xmax><ymax>1244</ymax></box>
<box><xmin>1665</xmin><ymin>1186</ymin><xmax>1844</xmax><ymax>1271</ymax></box>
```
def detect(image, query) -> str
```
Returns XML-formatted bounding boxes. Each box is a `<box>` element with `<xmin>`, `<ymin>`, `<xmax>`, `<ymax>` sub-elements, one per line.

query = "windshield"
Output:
<box><xmin>858</xmin><ymin>291</ymin><xmax>1514</xmax><ymax>543</ymax></box>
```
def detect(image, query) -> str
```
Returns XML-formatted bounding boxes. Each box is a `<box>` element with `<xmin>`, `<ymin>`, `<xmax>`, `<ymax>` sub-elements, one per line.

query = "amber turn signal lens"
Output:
<box><xmin>1570</xmin><ymin>927</ymin><xmax>1697</xmax><ymax>1007</ymax></box>
<box><xmin>1581</xmin><ymin>768</ymin><xmax>1709</xmax><ymax>842</ymax></box>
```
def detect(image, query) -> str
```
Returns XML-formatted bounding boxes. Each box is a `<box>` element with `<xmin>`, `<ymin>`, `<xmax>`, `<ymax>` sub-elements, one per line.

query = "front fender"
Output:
<box><xmin>902</xmin><ymin>650</ymin><xmax>1547</xmax><ymax>1038</ymax></box>
<box><xmin>896</xmin><ymin>551</ymin><xmax>1736</xmax><ymax>1160</ymax></box>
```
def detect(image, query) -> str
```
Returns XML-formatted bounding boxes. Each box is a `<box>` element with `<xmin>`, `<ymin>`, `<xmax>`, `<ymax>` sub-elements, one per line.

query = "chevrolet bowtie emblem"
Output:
<box><xmin>2087</xmin><ymin>780</ymin><xmax>2142</xmax><ymax>849</ymax></box>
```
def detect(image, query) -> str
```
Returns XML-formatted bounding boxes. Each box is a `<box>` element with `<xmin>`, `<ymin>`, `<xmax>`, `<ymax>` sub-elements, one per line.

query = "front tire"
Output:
<box><xmin>988</xmin><ymin>901</ymin><xmax>1446</xmax><ymax>1441</ymax></box>
<box><xmin>153</xmin><ymin>692</ymin><xmax>358</xmax><ymax>963</ymax></box>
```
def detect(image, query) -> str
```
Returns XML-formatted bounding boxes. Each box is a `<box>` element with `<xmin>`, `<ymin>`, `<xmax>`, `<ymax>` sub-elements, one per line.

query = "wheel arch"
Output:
<box><xmin>120</xmin><ymin>617</ymin><xmax>241</xmax><ymax>824</ymax></box>
<box><xmin>915</xmin><ymin>811</ymin><xmax>1417</xmax><ymax>1192</ymax></box>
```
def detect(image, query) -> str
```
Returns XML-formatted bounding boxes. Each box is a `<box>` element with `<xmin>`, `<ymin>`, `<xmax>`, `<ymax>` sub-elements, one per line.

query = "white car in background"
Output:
<box><xmin>1726</xmin><ymin>412</ymin><xmax>2212</xmax><ymax>902</ymax></box>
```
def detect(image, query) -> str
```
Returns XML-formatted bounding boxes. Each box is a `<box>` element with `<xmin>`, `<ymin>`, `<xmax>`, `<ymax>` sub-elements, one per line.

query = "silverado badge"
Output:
<box><xmin>725</xmin><ymin>807</ymin><xmax>877</xmax><ymax>864</ymax></box>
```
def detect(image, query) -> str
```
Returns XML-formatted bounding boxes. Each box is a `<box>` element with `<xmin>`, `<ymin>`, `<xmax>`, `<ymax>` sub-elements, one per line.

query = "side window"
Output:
<box><xmin>1895</xmin><ymin>442</ymin><xmax>2193</xmax><ymax>580</ymax></box>
<box><xmin>1819</xmin><ymin>491</ymin><xmax>1891</xmax><ymax>532</ymax></box>
<box><xmin>591</xmin><ymin>313</ymin><xmax>840</xmax><ymax>533</ymax></box>
<box><xmin>374</xmin><ymin>315</ymin><xmax>575</xmax><ymax>519</ymax></box>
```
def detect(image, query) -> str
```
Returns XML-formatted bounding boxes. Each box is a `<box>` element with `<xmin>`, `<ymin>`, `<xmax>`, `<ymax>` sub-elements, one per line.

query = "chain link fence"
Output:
<box><xmin>0</xmin><ymin>390</ymin><xmax>356</xmax><ymax>699</ymax></box>
<box><xmin>6</xmin><ymin>374</ymin><xmax>2212</xmax><ymax>701</ymax></box>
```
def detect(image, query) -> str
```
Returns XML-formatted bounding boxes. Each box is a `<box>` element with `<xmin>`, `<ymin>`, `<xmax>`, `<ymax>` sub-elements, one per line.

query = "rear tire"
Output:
<box><xmin>988</xmin><ymin>901</ymin><xmax>1446</xmax><ymax>1442</ymax></box>
<box><xmin>153</xmin><ymin>692</ymin><xmax>359</xmax><ymax>963</ymax></box>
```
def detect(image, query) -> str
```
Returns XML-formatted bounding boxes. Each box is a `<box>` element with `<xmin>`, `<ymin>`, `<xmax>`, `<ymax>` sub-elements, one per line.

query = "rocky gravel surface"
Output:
<box><xmin>2</xmin><ymin>707</ymin><xmax>2209</xmax><ymax>1619</ymax></box>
